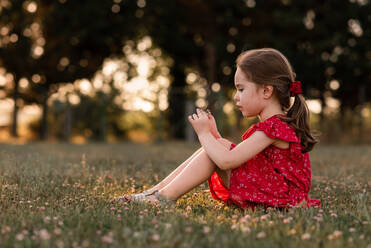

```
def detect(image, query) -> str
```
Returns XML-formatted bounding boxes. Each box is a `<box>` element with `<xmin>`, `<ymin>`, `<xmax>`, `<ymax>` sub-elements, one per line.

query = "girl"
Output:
<box><xmin>119</xmin><ymin>48</ymin><xmax>320</xmax><ymax>209</ymax></box>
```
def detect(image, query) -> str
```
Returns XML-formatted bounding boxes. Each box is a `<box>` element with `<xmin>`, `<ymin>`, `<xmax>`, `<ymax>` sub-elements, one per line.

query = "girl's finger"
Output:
<box><xmin>192</xmin><ymin>113</ymin><xmax>198</xmax><ymax>119</ymax></box>
<box><xmin>197</xmin><ymin>108</ymin><xmax>204</xmax><ymax>116</ymax></box>
<box><xmin>206</xmin><ymin>109</ymin><xmax>212</xmax><ymax>118</ymax></box>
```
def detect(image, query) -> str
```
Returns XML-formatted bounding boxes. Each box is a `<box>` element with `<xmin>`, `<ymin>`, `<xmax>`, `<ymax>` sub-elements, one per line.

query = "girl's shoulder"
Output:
<box><xmin>244</xmin><ymin>114</ymin><xmax>300</xmax><ymax>143</ymax></box>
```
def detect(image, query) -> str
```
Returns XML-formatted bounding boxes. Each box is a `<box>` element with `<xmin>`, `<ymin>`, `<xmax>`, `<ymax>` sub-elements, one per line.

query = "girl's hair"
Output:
<box><xmin>236</xmin><ymin>48</ymin><xmax>318</xmax><ymax>153</ymax></box>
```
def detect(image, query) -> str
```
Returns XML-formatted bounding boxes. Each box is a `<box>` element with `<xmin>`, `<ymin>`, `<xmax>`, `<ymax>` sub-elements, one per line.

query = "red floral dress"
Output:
<box><xmin>208</xmin><ymin>114</ymin><xmax>321</xmax><ymax>209</ymax></box>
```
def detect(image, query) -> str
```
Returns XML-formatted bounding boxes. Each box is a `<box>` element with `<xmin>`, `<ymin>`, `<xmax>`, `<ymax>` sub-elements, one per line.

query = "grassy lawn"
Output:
<box><xmin>0</xmin><ymin>142</ymin><xmax>369</xmax><ymax>248</ymax></box>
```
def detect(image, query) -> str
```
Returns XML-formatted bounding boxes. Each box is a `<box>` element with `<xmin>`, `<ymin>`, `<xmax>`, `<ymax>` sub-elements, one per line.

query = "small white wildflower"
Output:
<box><xmin>151</xmin><ymin>234</ymin><xmax>160</xmax><ymax>242</ymax></box>
<box><xmin>39</xmin><ymin>229</ymin><xmax>51</xmax><ymax>240</ymax></box>
<box><xmin>301</xmin><ymin>233</ymin><xmax>311</xmax><ymax>240</ymax></box>
<box><xmin>256</xmin><ymin>231</ymin><xmax>266</xmax><ymax>239</ymax></box>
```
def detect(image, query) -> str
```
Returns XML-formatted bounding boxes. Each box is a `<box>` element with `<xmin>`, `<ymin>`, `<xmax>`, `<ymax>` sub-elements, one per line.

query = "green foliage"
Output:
<box><xmin>0</xmin><ymin>143</ymin><xmax>369</xmax><ymax>247</ymax></box>
<box><xmin>0</xmin><ymin>0</ymin><xmax>369</xmax><ymax>140</ymax></box>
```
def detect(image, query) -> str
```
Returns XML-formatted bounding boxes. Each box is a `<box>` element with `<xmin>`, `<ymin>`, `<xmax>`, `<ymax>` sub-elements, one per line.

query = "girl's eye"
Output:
<box><xmin>238</xmin><ymin>89</ymin><xmax>243</xmax><ymax>92</ymax></box>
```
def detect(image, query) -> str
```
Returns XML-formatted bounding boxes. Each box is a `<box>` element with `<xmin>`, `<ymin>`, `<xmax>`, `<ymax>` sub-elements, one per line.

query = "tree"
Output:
<box><xmin>0</xmin><ymin>0</ymin><xmax>139</xmax><ymax>139</ymax></box>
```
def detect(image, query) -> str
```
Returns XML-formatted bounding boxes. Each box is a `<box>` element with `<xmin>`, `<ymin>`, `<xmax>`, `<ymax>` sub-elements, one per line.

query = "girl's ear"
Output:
<box><xmin>262</xmin><ymin>84</ymin><xmax>274</xmax><ymax>99</ymax></box>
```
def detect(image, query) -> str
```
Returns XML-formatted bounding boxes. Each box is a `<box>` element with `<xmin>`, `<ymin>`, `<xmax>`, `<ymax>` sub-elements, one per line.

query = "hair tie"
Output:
<box><xmin>290</xmin><ymin>81</ymin><xmax>302</xmax><ymax>96</ymax></box>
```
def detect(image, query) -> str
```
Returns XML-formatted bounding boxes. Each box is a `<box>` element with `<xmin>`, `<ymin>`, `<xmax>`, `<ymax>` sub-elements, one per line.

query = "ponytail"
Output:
<box><xmin>280</xmin><ymin>94</ymin><xmax>318</xmax><ymax>153</ymax></box>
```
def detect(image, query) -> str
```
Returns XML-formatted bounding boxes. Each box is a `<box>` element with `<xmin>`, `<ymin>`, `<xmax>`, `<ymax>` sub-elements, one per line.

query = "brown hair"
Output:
<box><xmin>236</xmin><ymin>48</ymin><xmax>318</xmax><ymax>153</ymax></box>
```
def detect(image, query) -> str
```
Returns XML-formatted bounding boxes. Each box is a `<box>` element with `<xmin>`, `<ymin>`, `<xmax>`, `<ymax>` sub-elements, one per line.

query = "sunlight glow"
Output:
<box><xmin>306</xmin><ymin>99</ymin><xmax>322</xmax><ymax>114</ymax></box>
<box><xmin>123</xmin><ymin>98</ymin><xmax>154</xmax><ymax>112</ymax></box>
<box><xmin>329</xmin><ymin>80</ymin><xmax>340</xmax><ymax>90</ymax></box>
<box><xmin>125</xmin><ymin>77</ymin><xmax>148</xmax><ymax>93</ymax></box>
<box><xmin>47</xmin><ymin>37</ymin><xmax>170</xmax><ymax>113</ymax></box>
<box><xmin>111</xmin><ymin>4</ymin><xmax>120</xmax><ymax>13</ymax></box>
<box><xmin>137</xmin><ymin>36</ymin><xmax>152</xmax><ymax>51</ymax></box>
<box><xmin>68</xmin><ymin>94</ymin><xmax>80</xmax><ymax>105</ymax></box>
<box><xmin>223</xmin><ymin>66</ymin><xmax>232</xmax><ymax>75</ymax></box>
<box><xmin>32</xmin><ymin>74</ymin><xmax>41</xmax><ymax>83</ymax></box>
<box><xmin>226</xmin><ymin>43</ymin><xmax>236</xmax><ymax>53</ymax></box>
<box><xmin>137</xmin><ymin>0</ymin><xmax>146</xmax><ymax>8</ymax></box>
<box><xmin>303</xmin><ymin>10</ymin><xmax>315</xmax><ymax>30</ymax></box>
<box><xmin>103</xmin><ymin>61</ymin><xmax>119</xmax><ymax>76</ymax></box>
<box><xmin>156</xmin><ymin>75</ymin><xmax>170</xmax><ymax>88</ymax></box>
<box><xmin>245</xmin><ymin>0</ymin><xmax>256</xmax><ymax>8</ymax></box>
<box><xmin>59</xmin><ymin>57</ymin><xmax>70</xmax><ymax>67</ymax></box>
<box><xmin>32</xmin><ymin>46</ymin><xmax>44</xmax><ymax>58</ymax></box>
<box><xmin>0</xmin><ymin>74</ymin><xmax>6</xmax><ymax>86</ymax></box>
<box><xmin>348</xmin><ymin>19</ymin><xmax>363</xmax><ymax>37</ymax></box>
<box><xmin>9</xmin><ymin>34</ymin><xmax>18</xmax><ymax>43</ymax></box>
<box><xmin>19</xmin><ymin>78</ymin><xmax>29</xmax><ymax>89</ymax></box>
<box><xmin>211</xmin><ymin>82</ymin><xmax>221</xmax><ymax>92</ymax></box>
<box><xmin>92</xmin><ymin>75</ymin><xmax>103</xmax><ymax>89</ymax></box>
<box><xmin>0</xmin><ymin>26</ymin><xmax>9</xmax><ymax>36</ymax></box>
<box><xmin>76</xmin><ymin>79</ymin><xmax>92</xmax><ymax>95</ymax></box>
<box><xmin>361</xmin><ymin>107</ymin><xmax>370</xmax><ymax>118</ymax></box>
<box><xmin>326</xmin><ymin>97</ymin><xmax>341</xmax><ymax>109</ymax></box>
<box><xmin>196</xmin><ymin>98</ymin><xmax>207</xmax><ymax>108</ymax></box>
<box><xmin>137</xmin><ymin>57</ymin><xmax>151</xmax><ymax>76</ymax></box>
<box><xmin>223</xmin><ymin>102</ymin><xmax>234</xmax><ymax>114</ymax></box>
<box><xmin>0</xmin><ymin>100</ymin><xmax>40</xmax><ymax>127</ymax></box>
<box><xmin>113</xmin><ymin>71</ymin><xmax>127</xmax><ymax>88</ymax></box>
<box><xmin>186</xmin><ymin>73</ymin><xmax>198</xmax><ymax>84</ymax></box>
<box><xmin>19</xmin><ymin>104</ymin><xmax>42</xmax><ymax>124</ymax></box>
<box><xmin>158</xmin><ymin>89</ymin><xmax>168</xmax><ymax>111</ymax></box>
<box><xmin>25</xmin><ymin>1</ymin><xmax>37</xmax><ymax>13</ymax></box>
<box><xmin>197</xmin><ymin>88</ymin><xmax>207</xmax><ymax>97</ymax></box>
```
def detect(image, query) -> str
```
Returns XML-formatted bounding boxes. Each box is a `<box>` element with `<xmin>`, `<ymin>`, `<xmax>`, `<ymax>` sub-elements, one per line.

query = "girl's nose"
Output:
<box><xmin>233</xmin><ymin>92</ymin><xmax>239</xmax><ymax>102</ymax></box>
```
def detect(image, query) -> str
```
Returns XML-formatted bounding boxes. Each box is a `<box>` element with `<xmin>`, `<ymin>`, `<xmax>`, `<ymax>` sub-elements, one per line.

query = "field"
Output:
<box><xmin>0</xmin><ymin>142</ymin><xmax>370</xmax><ymax>248</ymax></box>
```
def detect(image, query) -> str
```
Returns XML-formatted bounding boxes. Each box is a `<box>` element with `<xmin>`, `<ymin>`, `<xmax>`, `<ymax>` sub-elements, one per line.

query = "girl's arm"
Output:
<box><xmin>197</xmin><ymin>131</ymin><xmax>274</xmax><ymax>170</ymax></box>
<box><xmin>188</xmin><ymin>108</ymin><xmax>274</xmax><ymax>170</ymax></box>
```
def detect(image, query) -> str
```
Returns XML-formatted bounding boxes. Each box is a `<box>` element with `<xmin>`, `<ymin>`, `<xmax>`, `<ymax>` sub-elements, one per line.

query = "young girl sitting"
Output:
<box><xmin>119</xmin><ymin>48</ymin><xmax>321</xmax><ymax>209</ymax></box>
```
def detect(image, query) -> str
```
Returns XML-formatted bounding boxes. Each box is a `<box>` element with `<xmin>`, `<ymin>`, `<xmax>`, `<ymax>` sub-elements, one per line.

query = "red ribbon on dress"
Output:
<box><xmin>290</xmin><ymin>81</ymin><xmax>302</xmax><ymax>97</ymax></box>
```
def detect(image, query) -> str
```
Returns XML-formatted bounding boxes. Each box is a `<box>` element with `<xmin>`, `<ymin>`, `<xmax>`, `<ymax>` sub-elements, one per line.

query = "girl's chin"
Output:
<box><xmin>242</xmin><ymin>112</ymin><xmax>255</xmax><ymax>118</ymax></box>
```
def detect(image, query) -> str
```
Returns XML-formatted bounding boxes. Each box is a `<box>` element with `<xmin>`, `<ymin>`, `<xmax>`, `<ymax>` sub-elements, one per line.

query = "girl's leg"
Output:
<box><xmin>145</xmin><ymin>147</ymin><xmax>203</xmax><ymax>192</ymax></box>
<box><xmin>158</xmin><ymin>138</ymin><xmax>232</xmax><ymax>201</ymax></box>
<box><xmin>148</xmin><ymin>138</ymin><xmax>232</xmax><ymax>193</ymax></box>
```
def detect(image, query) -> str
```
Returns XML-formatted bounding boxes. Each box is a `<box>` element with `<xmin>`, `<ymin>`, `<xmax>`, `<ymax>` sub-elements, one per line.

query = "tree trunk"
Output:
<box><xmin>319</xmin><ymin>92</ymin><xmax>326</xmax><ymax>141</ymax></box>
<box><xmin>358</xmin><ymin>84</ymin><xmax>366</xmax><ymax>142</ymax></box>
<box><xmin>99</xmin><ymin>99</ymin><xmax>106</xmax><ymax>142</ymax></box>
<box><xmin>167</xmin><ymin>65</ymin><xmax>186</xmax><ymax>139</ymax></box>
<box><xmin>11</xmin><ymin>77</ymin><xmax>19</xmax><ymax>137</ymax></box>
<box><xmin>40</xmin><ymin>88</ymin><xmax>49</xmax><ymax>140</ymax></box>
<box><xmin>64</xmin><ymin>101</ymin><xmax>72</xmax><ymax>142</ymax></box>
<box><xmin>155</xmin><ymin>105</ymin><xmax>164</xmax><ymax>143</ymax></box>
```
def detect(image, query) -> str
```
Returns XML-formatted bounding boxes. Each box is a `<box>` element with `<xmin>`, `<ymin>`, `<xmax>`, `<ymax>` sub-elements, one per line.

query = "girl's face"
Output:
<box><xmin>233</xmin><ymin>67</ymin><xmax>265</xmax><ymax>117</ymax></box>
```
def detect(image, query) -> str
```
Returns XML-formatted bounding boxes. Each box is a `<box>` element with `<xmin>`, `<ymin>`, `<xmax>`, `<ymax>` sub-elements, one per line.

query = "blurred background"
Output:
<box><xmin>0</xmin><ymin>0</ymin><xmax>369</xmax><ymax>144</ymax></box>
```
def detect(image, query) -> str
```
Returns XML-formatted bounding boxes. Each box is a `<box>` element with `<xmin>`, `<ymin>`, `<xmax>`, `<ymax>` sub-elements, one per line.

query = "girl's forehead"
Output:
<box><xmin>235</xmin><ymin>69</ymin><xmax>253</xmax><ymax>86</ymax></box>
<box><xmin>235</xmin><ymin>68</ymin><xmax>245</xmax><ymax>81</ymax></box>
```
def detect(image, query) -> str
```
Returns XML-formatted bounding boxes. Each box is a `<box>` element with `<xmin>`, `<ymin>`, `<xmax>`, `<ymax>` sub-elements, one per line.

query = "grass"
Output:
<box><xmin>0</xmin><ymin>142</ymin><xmax>369</xmax><ymax>248</ymax></box>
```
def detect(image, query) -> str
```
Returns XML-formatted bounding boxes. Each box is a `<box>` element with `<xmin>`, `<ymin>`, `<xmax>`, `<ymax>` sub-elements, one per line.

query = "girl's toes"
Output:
<box><xmin>146</xmin><ymin>194</ymin><xmax>159</xmax><ymax>203</ymax></box>
<box><xmin>113</xmin><ymin>195</ymin><xmax>129</xmax><ymax>203</ymax></box>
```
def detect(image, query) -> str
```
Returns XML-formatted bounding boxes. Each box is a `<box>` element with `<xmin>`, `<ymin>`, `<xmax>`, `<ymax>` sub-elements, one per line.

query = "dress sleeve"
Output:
<box><xmin>229</xmin><ymin>143</ymin><xmax>237</xmax><ymax>150</ymax></box>
<box><xmin>254</xmin><ymin>117</ymin><xmax>300</xmax><ymax>143</ymax></box>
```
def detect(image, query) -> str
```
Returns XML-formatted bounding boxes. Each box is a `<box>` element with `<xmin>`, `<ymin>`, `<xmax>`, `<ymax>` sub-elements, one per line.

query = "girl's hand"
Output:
<box><xmin>206</xmin><ymin>109</ymin><xmax>222</xmax><ymax>139</ymax></box>
<box><xmin>188</xmin><ymin>108</ymin><xmax>211</xmax><ymax>136</ymax></box>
